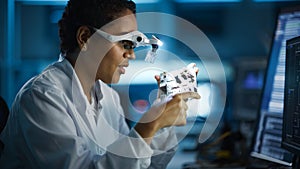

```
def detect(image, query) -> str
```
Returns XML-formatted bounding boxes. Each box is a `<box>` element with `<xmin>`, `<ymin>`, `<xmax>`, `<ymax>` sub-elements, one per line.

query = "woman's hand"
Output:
<box><xmin>134</xmin><ymin>93</ymin><xmax>189</xmax><ymax>144</ymax></box>
<box><xmin>134</xmin><ymin>64</ymin><xmax>200</xmax><ymax>144</ymax></box>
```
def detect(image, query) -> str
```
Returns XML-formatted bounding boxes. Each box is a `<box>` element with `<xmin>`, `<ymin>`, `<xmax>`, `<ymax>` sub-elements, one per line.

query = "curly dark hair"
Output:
<box><xmin>58</xmin><ymin>0</ymin><xmax>136</xmax><ymax>56</ymax></box>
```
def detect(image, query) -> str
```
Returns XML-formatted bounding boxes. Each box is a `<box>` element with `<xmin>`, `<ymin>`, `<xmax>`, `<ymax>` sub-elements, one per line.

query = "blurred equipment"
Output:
<box><xmin>232</xmin><ymin>58</ymin><xmax>267</xmax><ymax>156</ymax></box>
<box><xmin>182</xmin><ymin>123</ymin><xmax>247</xmax><ymax>169</ymax></box>
<box><xmin>233</xmin><ymin>58</ymin><xmax>266</xmax><ymax>121</ymax></box>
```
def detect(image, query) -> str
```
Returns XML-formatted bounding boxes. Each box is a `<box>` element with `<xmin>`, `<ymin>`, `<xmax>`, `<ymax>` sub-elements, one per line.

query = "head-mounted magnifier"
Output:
<box><xmin>95</xmin><ymin>29</ymin><xmax>163</xmax><ymax>63</ymax></box>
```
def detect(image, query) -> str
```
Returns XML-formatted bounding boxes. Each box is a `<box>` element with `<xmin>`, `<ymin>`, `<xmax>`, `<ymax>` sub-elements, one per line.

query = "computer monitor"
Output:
<box><xmin>282</xmin><ymin>36</ymin><xmax>300</xmax><ymax>169</ymax></box>
<box><xmin>250</xmin><ymin>7</ymin><xmax>300</xmax><ymax>166</ymax></box>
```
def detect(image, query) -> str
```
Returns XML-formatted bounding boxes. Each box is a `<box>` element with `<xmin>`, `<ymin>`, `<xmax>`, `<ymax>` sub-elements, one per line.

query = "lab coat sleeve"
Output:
<box><xmin>93</xmin><ymin>88</ymin><xmax>154</xmax><ymax>169</ymax></box>
<box><xmin>15</xmin><ymin>87</ymin><xmax>155</xmax><ymax>169</ymax></box>
<box><xmin>16</xmin><ymin>87</ymin><xmax>94</xmax><ymax>169</ymax></box>
<box><xmin>95</xmin><ymin>127</ymin><xmax>177</xmax><ymax>169</ymax></box>
<box><xmin>112</xmin><ymin>91</ymin><xmax>177</xmax><ymax>169</ymax></box>
<box><xmin>94</xmin><ymin>129</ymin><xmax>154</xmax><ymax>169</ymax></box>
<box><xmin>94</xmin><ymin>90</ymin><xmax>177</xmax><ymax>169</ymax></box>
<box><xmin>149</xmin><ymin>127</ymin><xmax>178</xmax><ymax>169</ymax></box>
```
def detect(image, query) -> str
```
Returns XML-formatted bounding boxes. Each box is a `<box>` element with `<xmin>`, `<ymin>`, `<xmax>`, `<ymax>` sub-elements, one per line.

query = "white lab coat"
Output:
<box><xmin>0</xmin><ymin>58</ymin><xmax>178</xmax><ymax>169</ymax></box>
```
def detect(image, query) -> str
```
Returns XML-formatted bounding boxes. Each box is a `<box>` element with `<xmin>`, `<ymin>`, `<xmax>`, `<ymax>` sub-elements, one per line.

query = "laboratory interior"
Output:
<box><xmin>1</xmin><ymin>0</ymin><xmax>300</xmax><ymax>169</ymax></box>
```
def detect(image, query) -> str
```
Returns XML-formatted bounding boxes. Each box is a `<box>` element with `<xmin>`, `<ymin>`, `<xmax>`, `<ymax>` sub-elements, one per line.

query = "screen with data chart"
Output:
<box><xmin>250</xmin><ymin>7</ymin><xmax>300</xmax><ymax>166</ymax></box>
<box><xmin>282</xmin><ymin>36</ymin><xmax>300</xmax><ymax>157</ymax></box>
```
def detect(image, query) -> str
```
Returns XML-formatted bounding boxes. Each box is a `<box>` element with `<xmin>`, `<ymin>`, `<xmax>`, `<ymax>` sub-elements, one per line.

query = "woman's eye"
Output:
<box><xmin>123</xmin><ymin>44</ymin><xmax>132</xmax><ymax>49</ymax></box>
<box><xmin>120</xmin><ymin>41</ymin><xmax>135</xmax><ymax>50</ymax></box>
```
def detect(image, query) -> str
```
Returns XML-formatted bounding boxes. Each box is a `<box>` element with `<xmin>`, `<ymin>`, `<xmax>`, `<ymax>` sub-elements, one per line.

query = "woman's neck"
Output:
<box><xmin>66</xmin><ymin>54</ymin><xmax>94</xmax><ymax>103</ymax></box>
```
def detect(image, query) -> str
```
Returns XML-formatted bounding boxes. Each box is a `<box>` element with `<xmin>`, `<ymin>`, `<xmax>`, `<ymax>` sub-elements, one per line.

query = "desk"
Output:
<box><xmin>167</xmin><ymin>136</ymin><xmax>198</xmax><ymax>169</ymax></box>
<box><xmin>168</xmin><ymin>155</ymin><xmax>293</xmax><ymax>169</ymax></box>
<box><xmin>166</xmin><ymin>136</ymin><xmax>293</xmax><ymax>169</ymax></box>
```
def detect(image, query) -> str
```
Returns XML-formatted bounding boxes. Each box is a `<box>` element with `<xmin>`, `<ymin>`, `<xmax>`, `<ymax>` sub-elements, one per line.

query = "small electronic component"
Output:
<box><xmin>159</xmin><ymin>63</ymin><xmax>200</xmax><ymax>100</ymax></box>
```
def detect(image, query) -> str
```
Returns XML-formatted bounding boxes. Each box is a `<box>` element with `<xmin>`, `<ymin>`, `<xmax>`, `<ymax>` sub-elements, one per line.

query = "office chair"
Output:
<box><xmin>0</xmin><ymin>96</ymin><xmax>9</xmax><ymax>156</ymax></box>
<box><xmin>0</xmin><ymin>96</ymin><xmax>9</xmax><ymax>134</ymax></box>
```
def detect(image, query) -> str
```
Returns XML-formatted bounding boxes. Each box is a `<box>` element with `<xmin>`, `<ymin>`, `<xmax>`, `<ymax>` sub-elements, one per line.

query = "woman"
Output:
<box><xmin>0</xmin><ymin>0</ymin><xmax>191</xmax><ymax>168</ymax></box>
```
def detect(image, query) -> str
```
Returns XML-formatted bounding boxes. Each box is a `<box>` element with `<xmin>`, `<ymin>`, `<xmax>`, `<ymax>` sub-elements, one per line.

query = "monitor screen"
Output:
<box><xmin>250</xmin><ymin>7</ymin><xmax>300</xmax><ymax>166</ymax></box>
<box><xmin>282</xmin><ymin>36</ymin><xmax>300</xmax><ymax>156</ymax></box>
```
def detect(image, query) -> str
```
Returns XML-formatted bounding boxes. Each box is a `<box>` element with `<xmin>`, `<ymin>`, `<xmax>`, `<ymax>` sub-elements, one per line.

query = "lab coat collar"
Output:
<box><xmin>54</xmin><ymin>57</ymin><xmax>105</xmax><ymax>117</ymax></box>
<box><xmin>55</xmin><ymin>57</ymin><xmax>108</xmax><ymax>146</ymax></box>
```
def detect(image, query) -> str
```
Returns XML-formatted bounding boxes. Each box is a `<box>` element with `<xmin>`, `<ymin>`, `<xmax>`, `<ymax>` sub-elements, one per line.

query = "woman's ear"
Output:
<box><xmin>76</xmin><ymin>26</ymin><xmax>91</xmax><ymax>50</ymax></box>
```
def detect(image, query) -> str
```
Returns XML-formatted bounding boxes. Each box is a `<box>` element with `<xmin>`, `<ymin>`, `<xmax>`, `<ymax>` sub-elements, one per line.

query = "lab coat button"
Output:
<box><xmin>78</xmin><ymin>145</ymin><xmax>85</xmax><ymax>154</ymax></box>
<box><xmin>97</xmin><ymin>147</ymin><xmax>105</xmax><ymax>155</ymax></box>
<box><xmin>141</xmin><ymin>163</ymin><xmax>148</xmax><ymax>168</ymax></box>
<box><xmin>140</xmin><ymin>160</ymin><xmax>150</xmax><ymax>168</ymax></box>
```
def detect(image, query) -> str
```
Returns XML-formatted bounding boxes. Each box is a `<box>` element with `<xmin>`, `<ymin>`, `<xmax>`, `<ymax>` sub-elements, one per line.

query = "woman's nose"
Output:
<box><xmin>124</xmin><ymin>50</ymin><xmax>136</xmax><ymax>60</ymax></box>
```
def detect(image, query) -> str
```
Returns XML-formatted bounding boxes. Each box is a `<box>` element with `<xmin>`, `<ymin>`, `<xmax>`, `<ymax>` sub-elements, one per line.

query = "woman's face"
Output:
<box><xmin>96</xmin><ymin>10</ymin><xmax>137</xmax><ymax>84</ymax></box>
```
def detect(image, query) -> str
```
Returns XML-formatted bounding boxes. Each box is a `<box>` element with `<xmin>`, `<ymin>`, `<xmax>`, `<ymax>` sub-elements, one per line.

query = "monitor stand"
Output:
<box><xmin>292</xmin><ymin>156</ymin><xmax>299</xmax><ymax>169</ymax></box>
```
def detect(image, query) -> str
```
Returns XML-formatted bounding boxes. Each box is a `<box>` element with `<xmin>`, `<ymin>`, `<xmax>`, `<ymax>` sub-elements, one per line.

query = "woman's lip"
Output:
<box><xmin>118</xmin><ymin>65</ymin><xmax>128</xmax><ymax>74</ymax></box>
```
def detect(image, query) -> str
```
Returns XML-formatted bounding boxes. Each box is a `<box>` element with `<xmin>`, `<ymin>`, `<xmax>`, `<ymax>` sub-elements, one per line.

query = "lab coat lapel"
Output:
<box><xmin>93</xmin><ymin>81</ymin><xmax>120</xmax><ymax>146</ymax></box>
<box><xmin>58</xmin><ymin>59</ymin><xmax>99</xmax><ymax>143</ymax></box>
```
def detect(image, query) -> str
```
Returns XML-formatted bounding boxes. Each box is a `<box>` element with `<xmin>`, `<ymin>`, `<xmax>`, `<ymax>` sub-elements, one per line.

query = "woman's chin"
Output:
<box><xmin>110</xmin><ymin>75</ymin><xmax>121</xmax><ymax>84</ymax></box>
